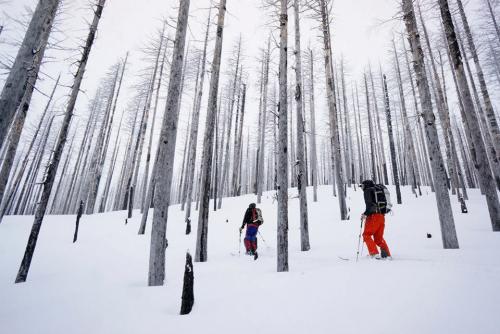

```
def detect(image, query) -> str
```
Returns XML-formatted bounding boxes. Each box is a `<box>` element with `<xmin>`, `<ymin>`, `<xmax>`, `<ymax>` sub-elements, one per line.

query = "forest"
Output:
<box><xmin>0</xmin><ymin>0</ymin><xmax>499</xmax><ymax>333</ymax></box>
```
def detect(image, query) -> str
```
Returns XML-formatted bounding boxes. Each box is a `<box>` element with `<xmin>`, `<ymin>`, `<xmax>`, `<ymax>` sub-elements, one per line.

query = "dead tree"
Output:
<box><xmin>257</xmin><ymin>38</ymin><xmax>271</xmax><ymax>204</ymax></box>
<box><xmin>392</xmin><ymin>40</ymin><xmax>420</xmax><ymax>195</ymax></box>
<box><xmin>456</xmin><ymin>0</ymin><xmax>500</xmax><ymax>190</ymax></box>
<box><xmin>277</xmin><ymin>0</ymin><xmax>289</xmax><ymax>272</ymax></box>
<box><xmin>195</xmin><ymin>0</ymin><xmax>227</xmax><ymax>263</ymax></box>
<box><xmin>73</xmin><ymin>200</ymin><xmax>84</xmax><ymax>243</ymax></box>
<box><xmin>402</xmin><ymin>0</ymin><xmax>459</xmax><ymax>248</ymax></box>
<box><xmin>293</xmin><ymin>0</ymin><xmax>310</xmax><ymax>251</ymax></box>
<box><xmin>439</xmin><ymin>0</ymin><xmax>500</xmax><ymax>230</ymax></box>
<box><xmin>217</xmin><ymin>39</ymin><xmax>242</xmax><ymax>209</ymax></box>
<box><xmin>180</xmin><ymin>252</ymin><xmax>194</xmax><ymax>315</ymax></box>
<box><xmin>15</xmin><ymin>0</ymin><xmax>106</xmax><ymax>283</ymax></box>
<box><xmin>0</xmin><ymin>0</ymin><xmax>60</xmax><ymax>145</ymax></box>
<box><xmin>0</xmin><ymin>74</ymin><xmax>60</xmax><ymax>221</ymax></box>
<box><xmin>382</xmin><ymin>75</ymin><xmax>402</xmax><ymax>204</ymax></box>
<box><xmin>181</xmin><ymin>10</ymin><xmax>211</xmax><ymax>218</ymax></box>
<box><xmin>307</xmin><ymin>49</ymin><xmax>319</xmax><ymax>202</ymax></box>
<box><xmin>306</xmin><ymin>0</ymin><xmax>348</xmax><ymax>219</ymax></box>
<box><xmin>148</xmin><ymin>0</ymin><xmax>190</xmax><ymax>286</ymax></box>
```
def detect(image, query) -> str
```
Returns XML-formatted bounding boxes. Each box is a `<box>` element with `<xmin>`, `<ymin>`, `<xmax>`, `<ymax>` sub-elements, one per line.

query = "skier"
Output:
<box><xmin>360</xmin><ymin>180</ymin><xmax>392</xmax><ymax>260</ymax></box>
<box><xmin>239</xmin><ymin>203</ymin><xmax>263</xmax><ymax>260</ymax></box>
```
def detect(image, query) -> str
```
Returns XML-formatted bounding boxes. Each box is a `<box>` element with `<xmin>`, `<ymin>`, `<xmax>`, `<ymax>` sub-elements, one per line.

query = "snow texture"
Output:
<box><xmin>0</xmin><ymin>185</ymin><xmax>499</xmax><ymax>333</ymax></box>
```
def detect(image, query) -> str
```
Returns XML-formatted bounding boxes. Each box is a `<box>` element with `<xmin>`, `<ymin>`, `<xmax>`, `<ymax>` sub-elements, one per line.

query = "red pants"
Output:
<box><xmin>363</xmin><ymin>214</ymin><xmax>391</xmax><ymax>256</ymax></box>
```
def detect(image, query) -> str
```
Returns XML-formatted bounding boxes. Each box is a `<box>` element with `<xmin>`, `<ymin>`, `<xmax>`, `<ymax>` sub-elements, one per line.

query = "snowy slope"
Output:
<box><xmin>1</xmin><ymin>185</ymin><xmax>499</xmax><ymax>334</ymax></box>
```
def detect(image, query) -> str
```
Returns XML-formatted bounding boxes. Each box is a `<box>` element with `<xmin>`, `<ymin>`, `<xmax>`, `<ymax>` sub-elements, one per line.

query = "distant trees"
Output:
<box><xmin>2</xmin><ymin>0</ymin><xmax>500</xmax><ymax>287</ymax></box>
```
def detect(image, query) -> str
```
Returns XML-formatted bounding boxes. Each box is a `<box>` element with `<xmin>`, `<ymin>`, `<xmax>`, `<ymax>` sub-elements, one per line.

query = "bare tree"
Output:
<box><xmin>439</xmin><ymin>0</ymin><xmax>500</xmax><ymax>230</ymax></box>
<box><xmin>148</xmin><ymin>0</ymin><xmax>190</xmax><ymax>286</ymax></box>
<box><xmin>307</xmin><ymin>49</ymin><xmax>319</xmax><ymax>202</ymax></box>
<box><xmin>195</xmin><ymin>0</ymin><xmax>227</xmax><ymax>263</ymax></box>
<box><xmin>293</xmin><ymin>0</ymin><xmax>310</xmax><ymax>251</ymax></box>
<box><xmin>0</xmin><ymin>0</ymin><xmax>60</xmax><ymax>145</ymax></box>
<box><xmin>401</xmin><ymin>0</ymin><xmax>459</xmax><ymax>248</ymax></box>
<box><xmin>277</xmin><ymin>0</ymin><xmax>289</xmax><ymax>272</ymax></box>
<box><xmin>15</xmin><ymin>0</ymin><xmax>107</xmax><ymax>283</ymax></box>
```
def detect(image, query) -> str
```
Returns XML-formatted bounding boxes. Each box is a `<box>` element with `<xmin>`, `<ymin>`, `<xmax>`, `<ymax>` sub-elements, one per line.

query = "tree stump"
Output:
<box><xmin>180</xmin><ymin>252</ymin><xmax>194</xmax><ymax>315</ymax></box>
<box><xmin>73</xmin><ymin>200</ymin><xmax>84</xmax><ymax>243</ymax></box>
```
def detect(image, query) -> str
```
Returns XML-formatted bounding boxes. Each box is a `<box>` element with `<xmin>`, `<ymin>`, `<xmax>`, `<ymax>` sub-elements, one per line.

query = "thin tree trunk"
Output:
<box><xmin>293</xmin><ymin>0</ymin><xmax>310</xmax><ymax>251</ymax></box>
<box><xmin>439</xmin><ymin>0</ymin><xmax>500</xmax><ymax>230</ymax></box>
<box><xmin>318</xmin><ymin>0</ymin><xmax>347</xmax><ymax>219</ymax></box>
<box><xmin>195</xmin><ymin>0</ymin><xmax>227</xmax><ymax>263</ymax></box>
<box><xmin>456</xmin><ymin>0</ymin><xmax>500</xmax><ymax>190</ymax></box>
<box><xmin>15</xmin><ymin>0</ymin><xmax>106</xmax><ymax>283</ymax></box>
<box><xmin>308</xmin><ymin>49</ymin><xmax>318</xmax><ymax>202</ymax></box>
<box><xmin>382</xmin><ymin>75</ymin><xmax>402</xmax><ymax>204</ymax></box>
<box><xmin>402</xmin><ymin>0</ymin><xmax>459</xmax><ymax>248</ymax></box>
<box><xmin>182</xmin><ymin>16</ymin><xmax>210</xmax><ymax>219</ymax></box>
<box><xmin>257</xmin><ymin>38</ymin><xmax>271</xmax><ymax>204</ymax></box>
<box><xmin>217</xmin><ymin>41</ymin><xmax>241</xmax><ymax>209</ymax></box>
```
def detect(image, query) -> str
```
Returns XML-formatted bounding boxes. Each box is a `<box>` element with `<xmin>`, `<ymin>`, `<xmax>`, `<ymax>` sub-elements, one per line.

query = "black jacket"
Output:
<box><xmin>241</xmin><ymin>207</ymin><xmax>260</xmax><ymax>229</ymax></box>
<box><xmin>363</xmin><ymin>187</ymin><xmax>378</xmax><ymax>216</ymax></box>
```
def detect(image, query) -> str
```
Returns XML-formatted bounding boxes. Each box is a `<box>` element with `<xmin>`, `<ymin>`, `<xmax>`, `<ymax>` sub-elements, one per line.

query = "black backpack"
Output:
<box><xmin>373</xmin><ymin>184</ymin><xmax>392</xmax><ymax>214</ymax></box>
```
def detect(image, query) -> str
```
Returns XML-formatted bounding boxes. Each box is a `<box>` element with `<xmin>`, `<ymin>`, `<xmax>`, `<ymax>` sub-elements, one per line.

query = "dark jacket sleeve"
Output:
<box><xmin>363</xmin><ymin>189</ymin><xmax>376</xmax><ymax>216</ymax></box>
<box><xmin>241</xmin><ymin>208</ymin><xmax>251</xmax><ymax>229</ymax></box>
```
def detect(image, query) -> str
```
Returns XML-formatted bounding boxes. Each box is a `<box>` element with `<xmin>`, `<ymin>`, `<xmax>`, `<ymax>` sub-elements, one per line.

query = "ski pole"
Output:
<box><xmin>356</xmin><ymin>216</ymin><xmax>365</xmax><ymax>262</ymax></box>
<box><xmin>239</xmin><ymin>229</ymin><xmax>242</xmax><ymax>255</ymax></box>
<box><xmin>258</xmin><ymin>230</ymin><xmax>268</xmax><ymax>246</ymax></box>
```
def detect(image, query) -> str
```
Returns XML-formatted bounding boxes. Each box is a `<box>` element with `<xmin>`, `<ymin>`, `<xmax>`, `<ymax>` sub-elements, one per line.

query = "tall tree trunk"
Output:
<box><xmin>456</xmin><ymin>0</ymin><xmax>500</xmax><ymax>190</ymax></box>
<box><xmin>402</xmin><ymin>0</ymin><xmax>459</xmax><ymax>248</ymax></box>
<box><xmin>364</xmin><ymin>73</ymin><xmax>377</xmax><ymax>182</ymax></box>
<box><xmin>318</xmin><ymin>0</ymin><xmax>347</xmax><ymax>219</ymax></box>
<box><xmin>0</xmin><ymin>0</ymin><xmax>60</xmax><ymax>145</ymax></box>
<box><xmin>148</xmin><ymin>0</ymin><xmax>190</xmax><ymax>286</ymax></box>
<box><xmin>277</xmin><ymin>0</ymin><xmax>289</xmax><ymax>272</ymax></box>
<box><xmin>183</xmin><ymin>10</ymin><xmax>210</xmax><ymax>222</ymax></box>
<box><xmin>485</xmin><ymin>0</ymin><xmax>500</xmax><ymax>49</ymax></box>
<box><xmin>392</xmin><ymin>40</ymin><xmax>420</xmax><ymax>194</ymax></box>
<box><xmin>232</xmin><ymin>84</ymin><xmax>247</xmax><ymax>196</ymax></box>
<box><xmin>15</xmin><ymin>0</ymin><xmax>106</xmax><ymax>283</ymax></box>
<box><xmin>369</xmin><ymin>65</ymin><xmax>389</xmax><ymax>185</ymax></box>
<box><xmin>308</xmin><ymin>49</ymin><xmax>318</xmax><ymax>202</ymax></box>
<box><xmin>257</xmin><ymin>38</ymin><xmax>271</xmax><ymax>204</ymax></box>
<box><xmin>293</xmin><ymin>0</ymin><xmax>310</xmax><ymax>251</ymax></box>
<box><xmin>217</xmin><ymin>40</ymin><xmax>241</xmax><ymax>209</ymax></box>
<box><xmin>0</xmin><ymin>74</ymin><xmax>59</xmax><ymax>221</ymax></box>
<box><xmin>195</xmin><ymin>0</ymin><xmax>227</xmax><ymax>263</ymax></box>
<box><xmin>138</xmin><ymin>38</ymin><xmax>169</xmax><ymax>233</ymax></box>
<box><xmin>439</xmin><ymin>0</ymin><xmax>500</xmax><ymax>230</ymax></box>
<box><xmin>85</xmin><ymin>66</ymin><xmax>120</xmax><ymax>214</ymax></box>
<box><xmin>382</xmin><ymin>75</ymin><xmax>402</xmax><ymax>204</ymax></box>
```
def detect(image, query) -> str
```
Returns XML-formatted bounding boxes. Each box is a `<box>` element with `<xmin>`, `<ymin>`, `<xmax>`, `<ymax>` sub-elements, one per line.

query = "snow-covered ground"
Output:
<box><xmin>1</xmin><ymin>185</ymin><xmax>499</xmax><ymax>334</ymax></box>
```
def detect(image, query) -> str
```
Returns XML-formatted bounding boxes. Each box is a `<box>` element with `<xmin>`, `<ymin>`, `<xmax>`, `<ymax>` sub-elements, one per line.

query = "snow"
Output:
<box><xmin>1</xmin><ymin>185</ymin><xmax>499</xmax><ymax>334</ymax></box>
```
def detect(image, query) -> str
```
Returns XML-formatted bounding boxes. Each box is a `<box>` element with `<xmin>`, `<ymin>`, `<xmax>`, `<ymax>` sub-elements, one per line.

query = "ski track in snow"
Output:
<box><xmin>0</xmin><ymin>185</ymin><xmax>499</xmax><ymax>334</ymax></box>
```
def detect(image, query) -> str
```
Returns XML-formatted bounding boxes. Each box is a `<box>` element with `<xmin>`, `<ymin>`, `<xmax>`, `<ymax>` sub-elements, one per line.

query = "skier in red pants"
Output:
<box><xmin>360</xmin><ymin>180</ymin><xmax>392</xmax><ymax>260</ymax></box>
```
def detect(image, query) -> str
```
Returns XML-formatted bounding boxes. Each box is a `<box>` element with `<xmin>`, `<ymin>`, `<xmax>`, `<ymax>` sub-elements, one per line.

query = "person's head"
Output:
<box><xmin>360</xmin><ymin>180</ymin><xmax>375</xmax><ymax>190</ymax></box>
<box><xmin>249</xmin><ymin>203</ymin><xmax>256</xmax><ymax>209</ymax></box>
